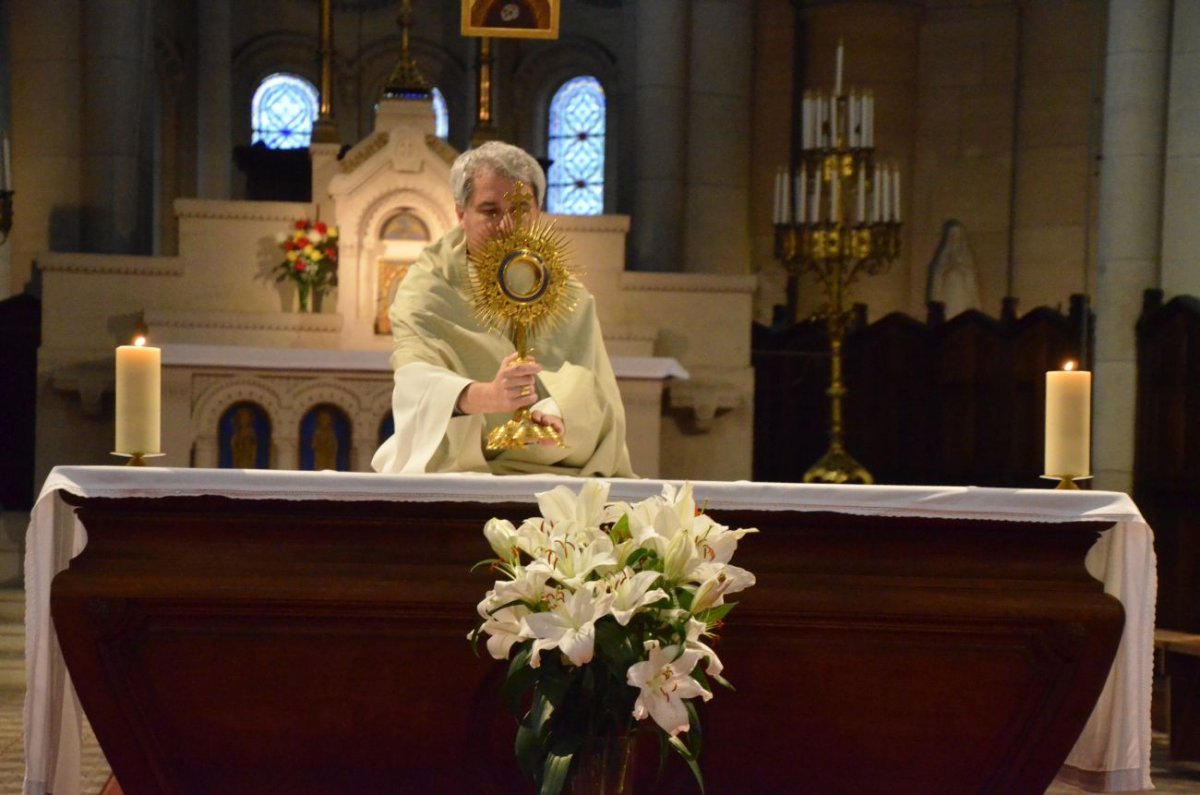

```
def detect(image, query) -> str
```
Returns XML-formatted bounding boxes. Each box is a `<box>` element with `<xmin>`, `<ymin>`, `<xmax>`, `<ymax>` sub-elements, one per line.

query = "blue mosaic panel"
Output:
<box><xmin>251</xmin><ymin>73</ymin><xmax>320</xmax><ymax>150</ymax></box>
<box><xmin>547</xmin><ymin>76</ymin><xmax>605</xmax><ymax>215</ymax></box>
<box><xmin>432</xmin><ymin>87</ymin><xmax>449</xmax><ymax>140</ymax></box>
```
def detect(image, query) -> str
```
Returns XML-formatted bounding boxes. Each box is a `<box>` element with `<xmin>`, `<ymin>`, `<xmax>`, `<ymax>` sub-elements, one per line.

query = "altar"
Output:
<box><xmin>24</xmin><ymin>468</ymin><xmax>1155</xmax><ymax>794</ymax></box>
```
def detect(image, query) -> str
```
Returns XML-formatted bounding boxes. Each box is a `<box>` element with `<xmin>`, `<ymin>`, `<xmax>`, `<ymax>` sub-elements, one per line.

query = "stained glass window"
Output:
<box><xmin>432</xmin><ymin>87</ymin><xmax>449</xmax><ymax>140</ymax></box>
<box><xmin>251</xmin><ymin>73</ymin><xmax>319</xmax><ymax>149</ymax></box>
<box><xmin>547</xmin><ymin>76</ymin><xmax>605</xmax><ymax>215</ymax></box>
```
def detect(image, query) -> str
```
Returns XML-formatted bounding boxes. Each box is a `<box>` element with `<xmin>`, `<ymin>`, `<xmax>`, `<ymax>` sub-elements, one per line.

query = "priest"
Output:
<box><xmin>371</xmin><ymin>141</ymin><xmax>634</xmax><ymax>477</ymax></box>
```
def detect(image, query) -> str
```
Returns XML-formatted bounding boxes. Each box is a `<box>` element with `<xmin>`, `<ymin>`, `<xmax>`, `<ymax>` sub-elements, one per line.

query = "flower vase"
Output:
<box><xmin>569</xmin><ymin>731</ymin><xmax>637</xmax><ymax>795</ymax></box>
<box><xmin>297</xmin><ymin>282</ymin><xmax>310</xmax><ymax>313</ymax></box>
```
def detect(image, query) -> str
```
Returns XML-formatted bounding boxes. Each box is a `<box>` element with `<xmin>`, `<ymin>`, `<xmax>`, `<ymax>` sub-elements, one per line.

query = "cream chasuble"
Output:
<box><xmin>371</xmin><ymin>227</ymin><xmax>634</xmax><ymax>477</ymax></box>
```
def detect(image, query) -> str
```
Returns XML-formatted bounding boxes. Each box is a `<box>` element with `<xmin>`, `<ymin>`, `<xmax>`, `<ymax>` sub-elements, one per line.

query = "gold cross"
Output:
<box><xmin>503</xmin><ymin>180</ymin><xmax>534</xmax><ymax>229</ymax></box>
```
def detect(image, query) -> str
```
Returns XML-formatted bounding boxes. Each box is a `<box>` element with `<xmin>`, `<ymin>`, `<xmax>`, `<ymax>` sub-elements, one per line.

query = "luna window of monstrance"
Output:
<box><xmin>772</xmin><ymin>40</ymin><xmax>903</xmax><ymax>485</ymax></box>
<box><xmin>468</xmin><ymin>180</ymin><xmax>576</xmax><ymax>450</ymax></box>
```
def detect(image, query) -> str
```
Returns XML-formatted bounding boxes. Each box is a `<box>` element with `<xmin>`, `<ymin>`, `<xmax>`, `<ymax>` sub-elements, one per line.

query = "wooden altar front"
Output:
<box><xmin>26</xmin><ymin>469</ymin><xmax>1155</xmax><ymax>794</ymax></box>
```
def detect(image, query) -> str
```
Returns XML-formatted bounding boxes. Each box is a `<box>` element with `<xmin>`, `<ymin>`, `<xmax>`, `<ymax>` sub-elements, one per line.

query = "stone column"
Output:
<box><xmin>632</xmin><ymin>0</ymin><xmax>688</xmax><ymax>271</ymax></box>
<box><xmin>196</xmin><ymin>0</ymin><xmax>231</xmax><ymax>199</ymax></box>
<box><xmin>684</xmin><ymin>0</ymin><xmax>753</xmax><ymax>275</ymax></box>
<box><xmin>9</xmin><ymin>0</ymin><xmax>83</xmax><ymax>294</ymax></box>
<box><xmin>81</xmin><ymin>0</ymin><xmax>148</xmax><ymax>252</ymax></box>
<box><xmin>1160</xmin><ymin>2</ymin><xmax>1200</xmax><ymax>298</ymax></box>
<box><xmin>1093</xmin><ymin>0</ymin><xmax>1171</xmax><ymax>492</ymax></box>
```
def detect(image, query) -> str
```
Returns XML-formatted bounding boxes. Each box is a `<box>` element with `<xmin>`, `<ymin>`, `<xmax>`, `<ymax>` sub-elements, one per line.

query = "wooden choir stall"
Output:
<box><xmin>24</xmin><ymin>468</ymin><xmax>1155</xmax><ymax>794</ymax></box>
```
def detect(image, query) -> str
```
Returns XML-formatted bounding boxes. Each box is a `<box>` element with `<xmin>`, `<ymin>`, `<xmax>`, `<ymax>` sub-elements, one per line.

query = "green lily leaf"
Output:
<box><xmin>540</xmin><ymin>749</ymin><xmax>574</xmax><ymax>795</ymax></box>
<box><xmin>668</xmin><ymin>734</ymin><xmax>706</xmax><ymax>795</ymax></box>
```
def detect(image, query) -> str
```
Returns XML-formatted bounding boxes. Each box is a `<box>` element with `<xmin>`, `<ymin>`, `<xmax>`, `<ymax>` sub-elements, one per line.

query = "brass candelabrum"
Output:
<box><xmin>773</xmin><ymin>43</ymin><xmax>902</xmax><ymax>484</ymax></box>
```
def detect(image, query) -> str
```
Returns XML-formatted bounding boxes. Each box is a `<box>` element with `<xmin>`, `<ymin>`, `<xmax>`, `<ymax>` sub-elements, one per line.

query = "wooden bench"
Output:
<box><xmin>1155</xmin><ymin>628</ymin><xmax>1200</xmax><ymax>761</ymax></box>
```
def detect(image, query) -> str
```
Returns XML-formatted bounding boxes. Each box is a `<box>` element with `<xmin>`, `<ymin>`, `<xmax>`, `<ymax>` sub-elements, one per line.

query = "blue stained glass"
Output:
<box><xmin>432</xmin><ymin>87</ymin><xmax>449</xmax><ymax>140</ymax></box>
<box><xmin>251</xmin><ymin>73</ymin><xmax>320</xmax><ymax>150</ymax></box>
<box><xmin>547</xmin><ymin>76</ymin><xmax>605</xmax><ymax>215</ymax></box>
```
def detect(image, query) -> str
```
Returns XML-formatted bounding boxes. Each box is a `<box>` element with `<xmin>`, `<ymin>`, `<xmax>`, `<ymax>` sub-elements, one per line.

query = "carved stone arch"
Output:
<box><xmin>289</xmin><ymin>380</ymin><xmax>365</xmax><ymax>421</ymax></box>
<box><xmin>354</xmin><ymin>37</ymin><xmax>469</xmax><ymax>142</ymax></box>
<box><xmin>193</xmin><ymin>378</ymin><xmax>286</xmax><ymax>437</ymax></box>
<box><xmin>232</xmin><ymin>32</ymin><xmax>325</xmax><ymax>146</ymax></box>
<box><xmin>511</xmin><ymin>37</ymin><xmax>619</xmax><ymax>212</ymax></box>
<box><xmin>358</xmin><ymin>186</ymin><xmax>455</xmax><ymax>246</ymax></box>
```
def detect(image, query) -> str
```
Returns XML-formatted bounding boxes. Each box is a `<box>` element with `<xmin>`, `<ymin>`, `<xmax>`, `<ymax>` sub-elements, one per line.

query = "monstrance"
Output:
<box><xmin>468</xmin><ymin>181</ymin><xmax>576</xmax><ymax>450</ymax></box>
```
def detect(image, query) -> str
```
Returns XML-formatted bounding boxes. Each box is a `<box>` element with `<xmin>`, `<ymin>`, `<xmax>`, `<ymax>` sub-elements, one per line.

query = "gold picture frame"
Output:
<box><xmin>461</xmin><ymin>0</ymin><xmax>560</xmax><ymax>40</ymax></box>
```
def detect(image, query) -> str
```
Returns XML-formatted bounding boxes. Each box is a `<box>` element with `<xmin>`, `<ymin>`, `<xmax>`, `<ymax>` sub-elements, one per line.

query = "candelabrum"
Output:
<box><xmin>773</xmin><ymin>42</ymin><xmax>902</xmax><ymax>484</ymax></box>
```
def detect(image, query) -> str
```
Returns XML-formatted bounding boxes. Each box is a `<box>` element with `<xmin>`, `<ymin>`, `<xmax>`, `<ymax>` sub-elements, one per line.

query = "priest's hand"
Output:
<box><xmin>529</xmin><ymin>410</ymin><xmax>565</xmax><ymax>446</ymax></box>
<box><xmin>455</xmin><ymin>352</ymin><xmax>542</xmax><ymax>415</ymax></box>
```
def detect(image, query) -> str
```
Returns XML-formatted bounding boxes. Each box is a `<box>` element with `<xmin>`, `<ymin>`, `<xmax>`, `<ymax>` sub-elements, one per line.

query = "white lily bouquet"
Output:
<box><xmin>470</xmin><ymin>480</ymin><xmax>757</xmax><ymax>794</ymax></box>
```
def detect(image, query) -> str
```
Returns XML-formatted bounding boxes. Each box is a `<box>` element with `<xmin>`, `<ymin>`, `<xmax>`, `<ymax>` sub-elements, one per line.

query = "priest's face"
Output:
<box><xmin>457</xmin><ymin>167</ymin><xmax>540</xmax><ymax>253</ymax></box>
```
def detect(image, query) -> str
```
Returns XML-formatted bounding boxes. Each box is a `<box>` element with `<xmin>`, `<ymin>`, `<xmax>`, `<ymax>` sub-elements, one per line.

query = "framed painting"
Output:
<box><xmin>461</xmin><ymin>0</ymin><xmax>560</xmax><ymax>40</ymax></box>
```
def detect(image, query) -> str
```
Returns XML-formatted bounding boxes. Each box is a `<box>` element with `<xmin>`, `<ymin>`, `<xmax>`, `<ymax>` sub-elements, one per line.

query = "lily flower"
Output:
<box><xmin>527</xmin><ymin>534</ymin><xmax>617</xmax><ymax>589</ymax></box>
<box><xmin>627</xmin><ymin>641</ymin><xmax>712</xmax><ymax>735</ymax></box>
<box><xmin>536</xmin><ymin>480</ymin><xmax>611</xmax><ymax>526</ymax></box>
<box><xmin>684</xmin><ymin>617</ymin><xmax>725</xmax><ymax>677</ymax></box>
<box><xmin>524</xmin><ymin>588</ymin><xmax>614</xmax><ymax>668</ymax></box>
<box><xmin>690</xmin><ymin>563</ymin><xmax>757</xmax><ymax>610</ymax></box>
<box><xmin>606</xmin><ymin>569</ymin><xmax>668</xmax><ymax>626</ymax></box>
<box><xmin>478</xmin><ymin>604</ymin><xmax>531</xmax><ymax>660</ymax></box>
<box><xmin>484</xmin><ymin>517</ymin><xmax>520</xmax><ymax>564</ymax></box>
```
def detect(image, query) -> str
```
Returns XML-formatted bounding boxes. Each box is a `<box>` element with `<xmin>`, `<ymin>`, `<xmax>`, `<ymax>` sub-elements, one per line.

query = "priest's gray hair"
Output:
<box><xmin>450</xmin><ymin>141</ymin><xmax>546</xmax><ymax>209</ymax></box>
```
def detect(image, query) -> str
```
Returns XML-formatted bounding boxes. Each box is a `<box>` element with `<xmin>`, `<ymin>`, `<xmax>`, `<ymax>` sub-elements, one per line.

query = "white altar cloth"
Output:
<box><xmin>24</xmin><ymin>467</ymin><xmax>1156</xmax><ymax>794</ymax></box>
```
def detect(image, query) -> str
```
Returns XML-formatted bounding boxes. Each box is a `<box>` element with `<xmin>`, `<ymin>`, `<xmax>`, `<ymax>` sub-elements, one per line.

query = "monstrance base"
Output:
<box><xmin>802</xmin><ymin>446</ymin><xmax>874</xmax><ymax>485</ymax></box>
<box><xmin>486</xmin><ymin>408</ymin><xmax>564</xmax><ymax>451</ymax></box>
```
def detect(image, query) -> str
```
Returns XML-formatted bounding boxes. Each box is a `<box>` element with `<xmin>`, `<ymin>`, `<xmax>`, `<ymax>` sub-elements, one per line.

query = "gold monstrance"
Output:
<box><xmin>774</xmin><ymin>41</ymin><xmax>902</xmax><ymax>484</ymax></box>
<box><xmin>469</xmin><ymin>181</ymin><xmax>576</xmax><ymax>450</ymax></box>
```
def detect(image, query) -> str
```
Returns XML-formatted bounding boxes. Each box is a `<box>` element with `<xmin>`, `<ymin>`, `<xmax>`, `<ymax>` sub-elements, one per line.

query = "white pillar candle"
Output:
<box><xmin>1044</xmin><ymin>362</ymin><xmax>1091</xmax><ymax>478</ymax></box>
<box><xmin>115</xmin><ymin>337</ymin><xmax>162</xmax><ymax>455</ymax></box>
<box><xmin>829</xmin><ymin>95</ymin><xmax>838</xmax><ymax>144</ymax></box>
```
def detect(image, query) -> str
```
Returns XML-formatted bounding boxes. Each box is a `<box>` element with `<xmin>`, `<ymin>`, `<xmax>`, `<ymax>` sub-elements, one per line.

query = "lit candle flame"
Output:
<box><xmin>134</xmin><ymin>335</ymin><xmax>147</xmax><ymax>347</ymax></box>
<box><xmin>1062</xmin><ymin>360</ymin><xmax>1075</xmax><ymax>371</ymax></box>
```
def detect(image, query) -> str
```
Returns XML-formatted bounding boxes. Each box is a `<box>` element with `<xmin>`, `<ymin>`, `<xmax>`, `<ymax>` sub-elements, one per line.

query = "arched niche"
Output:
<box><xmin>375</xmin><ymin>207</ymin><xmax>433</xmax><ymax>334</ymax></box>
<box><xmin>218</xmin><ymin>401</ymin><xmax>273</xmax><ymax>470</ymax></box>
<box><xmin>300</xmin><ymin>403</ymin><xmax>353</xmax><ymax>472</ymax></box>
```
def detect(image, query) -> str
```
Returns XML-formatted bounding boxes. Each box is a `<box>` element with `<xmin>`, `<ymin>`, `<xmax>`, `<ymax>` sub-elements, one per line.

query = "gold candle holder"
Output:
<box><xmin>772</xmin><ymin>53</ymin><xmax>902</xmax><ymax>485</ymax></box>
<box><xmin>1041</xmin><ymin>474</ymin><xmax>1092</xmax><ymax>490</ymax></box>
